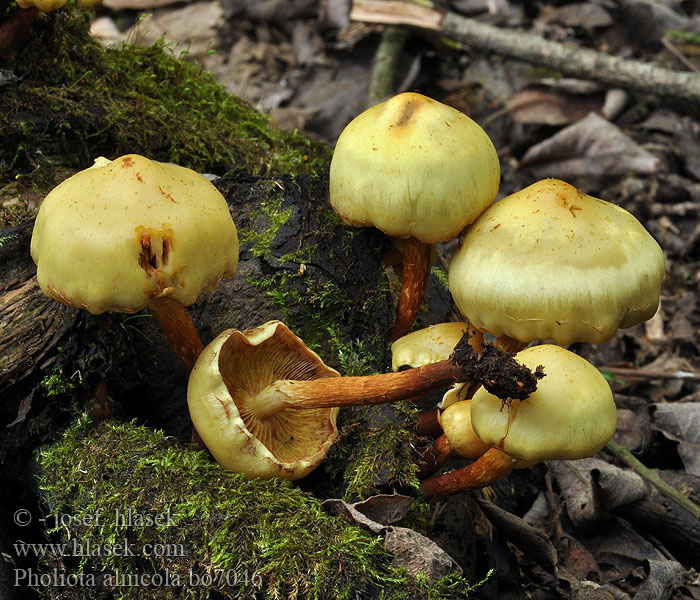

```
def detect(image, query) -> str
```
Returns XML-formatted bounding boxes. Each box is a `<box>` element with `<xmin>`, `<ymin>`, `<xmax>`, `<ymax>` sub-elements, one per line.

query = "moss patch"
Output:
<box><xmin>36</xmin><ymin>417</ymin><xmax>479</xmax><ymax>600</ymax></box>
<box><xmin>0</xmin><ymin>7</ymin><xmax>330</xmax><ymax>226</ymax></box>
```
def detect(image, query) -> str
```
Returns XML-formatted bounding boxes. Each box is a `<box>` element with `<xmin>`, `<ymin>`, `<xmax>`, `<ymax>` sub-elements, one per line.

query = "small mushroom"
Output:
<box><xmin>438</xmin><ymin>397</ymin><xmax>490</xmax><ymax>461</ymax></box>
<box><xmin>448</xmin><ymin>178</ymin><xmax>665</xmax><ymax>349</ymax></box>
<box><xmin>392</xmin><ymin>322</ymin><xmax>483</xmax><ymax>436</ymax></box>
<box><xmin>30</xmin><ymin>154</ymin><xmax>239</xmax><ymax>372</ymax></box>
<box><xmin>330</xmin><ymin>92</ymin><xmax>500</xmax><ymax>341</ymax></box>
<box><xmin>187</xmin><ymin>321</ymin><xmax>340</xmax><ymax>480</ymax></box>
<box><xmin>391</xmin><ymin>322</ymin><xmax>483</xmax><ymax>373</ymax></box>
<box><xmin>420</xmin><ymin>344</ymin><xmax>617</xmax><ymax>500</ymax></box>
<box><xmin>16</xmin><ymin>0</ymin><xmax>67</xmax><ymax>10</ymax></box>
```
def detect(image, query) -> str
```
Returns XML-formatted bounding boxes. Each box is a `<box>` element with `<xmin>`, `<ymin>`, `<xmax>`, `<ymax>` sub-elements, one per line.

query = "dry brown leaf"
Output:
<box><xmin>651</xmin><ymin>402</ymin><xmax>700</xmax><ymax>476</ymax></box>
<box><xmin>506</xmin><ymin>86</ymin><xmax>604</xmax><ymax>126</ymax></box>
<box><xmin>384</xmin><ymin>526</ymin><xmax>463</xmax><ymax>578</ymax></box>
<box><xmin>518</xmin><ymin>112</ymin><xmax>660</xmax><ymax>179</ymax></box>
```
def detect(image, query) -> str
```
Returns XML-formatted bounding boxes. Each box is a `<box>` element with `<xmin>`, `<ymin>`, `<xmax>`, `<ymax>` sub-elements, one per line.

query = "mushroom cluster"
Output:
<box><xmin>30</xmin><ymin>93</ymin><xmax>665</xmax><ymax>501</ymax></box>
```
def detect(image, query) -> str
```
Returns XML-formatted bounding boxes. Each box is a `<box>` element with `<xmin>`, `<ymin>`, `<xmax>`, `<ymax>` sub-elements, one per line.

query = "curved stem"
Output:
<box><xmin>147</xmin><ymin>297</ymin><xmax>204</xmax><ymax>373</ymax></box>
<box><xmin>250</xmin><ymin>358</ymin><xmax>461</xmax><ymax>418</ymax></box>
<box><xmin>389</xmin><ymin>237</ymin><xmax>433</xmax><ymax>341</ymax></box>
<box><xmin>416</xmin><ymin>408</ymin><xmax>442</xmax><ymax>437</ymax></box>
<box><xmin>420</xmin><ymin>447</ymin><xmax>519</xmax><ymax>501</ymax></box>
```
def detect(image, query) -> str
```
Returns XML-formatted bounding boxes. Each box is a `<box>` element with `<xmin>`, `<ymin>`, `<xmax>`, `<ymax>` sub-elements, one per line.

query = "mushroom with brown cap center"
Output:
<box><xmin>30</xmin><ymin>154</ymin><xmax>239</xmax><ymax>373</ymax></box>
<box><xmin>448</xmin><ymin>178</ymin><xmax>665</xmax><ymax>351</ymax></box>
<box><xmin>420</xmin><ymin>344</ymin><xmax>617</xmax><ymax>500</ymax></box>
<box><xmin>329</xmin><ymin>92</ymin><xmax>500</xmax><ymax>341</ymax></box>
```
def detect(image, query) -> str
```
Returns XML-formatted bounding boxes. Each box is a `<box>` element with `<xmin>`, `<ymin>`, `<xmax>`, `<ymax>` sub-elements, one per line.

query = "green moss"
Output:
<box><xmin>239</xmin><ymin>191</ymin><xmax>293</xmax><ymax>260</ymax></box>
<box><xmin>0</xmin><ymin>8</ymin><xmax>330</xmax><ymax>224</ymax></box>
<box><xmin>37</xmin><ymin>417</ymin><xmax>479</xmax><ymax>599</ymax></box>
<box><xmin>326</xmin><ymin>403</ymin><xmax>424</xmax><ymax>501</ymax></box>
<box><xmin>40</xmin><ymin>365</ymin><xmax>75</xmax><ymax>397</ymax></box>
<box><xmin>430</xmin><ymin>266</ymin><xmax>450</xmax><ymax>292</ymax></box>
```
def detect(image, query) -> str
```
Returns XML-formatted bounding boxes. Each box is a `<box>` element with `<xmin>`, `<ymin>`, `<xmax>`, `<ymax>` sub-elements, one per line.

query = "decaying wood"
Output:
<box><xmin>0</xmin><ymin>275</ymin><xmax>76</xmax><ymax>394</ymax></box>
<box><xmin>351</xmin><ymin>0</ymin><xmax>700</xmax><ymax>105</ymax></box>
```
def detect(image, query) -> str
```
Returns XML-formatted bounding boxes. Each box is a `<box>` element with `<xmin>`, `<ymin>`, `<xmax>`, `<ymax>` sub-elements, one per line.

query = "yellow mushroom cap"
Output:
<box><xmin>391</xmin><ymin>322</ymin><xmax>482</xmax><ymax>371</ymax></box>
<box><xmin>448</xmin><ymin>178</ymin><xmax>665</xmax><ymax>345</ymax></box>
<box><xmin>439</xmin><ymin>399</ymin><xmax>490</xmax><ymax>459</ymax></box>
<box><xmin>16</xmin><ymin>0</ymin><xmax>67</xmax><ymax>10</ymax></box>
<box><xmin>470</xmin><ymin>345</ymin><xmax>617</xmax><ymax>462</ymax></box>
<box><xmin>187</xmin><ymin>321</ymin><xmax>340</xmax><ymax>480</ymax></box>
<box><xmin>30</xmin><ymin>154</ymin><xmax>239</xmax><ymax>314</ymax></box>
<box><xmin>329</xmin><ymin>92</ymin><xmax>500</xmax><ymax>243</ymax></box>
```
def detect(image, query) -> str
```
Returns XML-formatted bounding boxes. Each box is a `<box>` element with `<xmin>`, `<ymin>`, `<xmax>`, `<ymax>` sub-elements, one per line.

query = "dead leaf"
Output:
<box><xmin>384</xmin><ymin>526</ymin><xmax>463</xmax><ymax>578</ymax></box>
<box><xmin>322</xmin><ymin>495</ymin><xmax>462</xmax><ymax>579</ymax></box>
<box><xmin>548</xmin><ymin>458</ymin><xmax>648</xmax><ymax>528</ymax></box>
<box><xmin>352</xmin><ymin>493</ymin><xmax>416</xmax><ymax>525</ymax></box>
<box><xmin>541</xmin><ymin>3</ymin><xmax>614</xmax><ymax>29</ymax></box>
<box><xmin>614</xmin><ymin>408</ymin><xmax>653</xmax><ymax>455</ymax></box>
<box><xmin>506</xmin><ymin>85</ymin><xmax>604</xmax><ymax>126</ymax></box>
<box><xmin>633</xmin><ymin>559</ymin><xmax>685</xmax><ymax>600</ymax></box>
<box><xmin>518</xmin><ymin>112</ymin><xmax>660</xmax><ymax>179</ymax></box>
<box><xmin>651</xmin><ymin>403</ymin><xmax>700</xmax><ymax>476</ymax></box>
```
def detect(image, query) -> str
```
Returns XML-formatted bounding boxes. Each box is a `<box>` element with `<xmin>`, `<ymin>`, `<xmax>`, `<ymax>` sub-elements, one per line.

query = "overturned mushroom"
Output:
<box><xmin>188</xmin><ymin>321</ymin><xmax>340</xmax><ymax>480</ymax></box>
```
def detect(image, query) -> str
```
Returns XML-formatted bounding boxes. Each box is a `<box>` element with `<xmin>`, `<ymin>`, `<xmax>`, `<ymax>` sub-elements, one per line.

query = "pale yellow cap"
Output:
<box><xmin>17</xmin><ymin>0</ymin><xmax>66</xmax><ymax>10</ymax></box>
<box><xmin>391</xmin><ymin>322</ymin><xmax>482</xmax><ymax>371</ymax></box>
<box><xmin>329</xmin><ymin>92</ymin><xmax>500</xmax><ymax>243</ymax></box>
<box><xmin>439</xmin><ymin>399</ymin><xmax>490</xmax><ymax>459</ymax></box>
<box><xmin>470</xmin><ymin>344</ymin><xmax>617</xmax><ymax>461</ymax></box>
<box><xmin>448</xmin><ymin>178</ymin><xmax>665</xmax><ymax>344</ymax></box>
<box><xmin>31</xmin><ymin>154</ymin><xmax>239</xmax><ymax>314</ymax></box>
<box><xmin>187</xmin><ymin>321</ymin><xmax>340</xmax><ymax>480</ymax></box>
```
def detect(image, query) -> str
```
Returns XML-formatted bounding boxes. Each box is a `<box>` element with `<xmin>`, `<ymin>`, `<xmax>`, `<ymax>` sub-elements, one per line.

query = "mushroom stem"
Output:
<box><xmin>389</xmin><ymin>237</ymin><xmax>434</xmax><ymax>341</ymax></box>
<box><xmin>147</xmin><ymin>297</ymin><xmax>204</xmax><ymax>372</ymax></box>
<box><xmin>493</xmin><ymin>335</ymin><xmax>528</xmax><ymax>353</ymax></box>
<box><xmin>417</xmin><ymin>434</ymin><xmax>454</xmax><ymax>479</ymax></box>
<box><xmin>416</xmin><ymin>408</ymin><xmax>442</xmax><ymax>437</ymax></box>
<box><xmin>250</xmin><ymin>358</ymin><xmax>461</xmax><ymax>418</ymax></box>
<box><xmin>420</xmin><ymin>447</ymin><xmax>520</xmax><ymax>500</ymax></box>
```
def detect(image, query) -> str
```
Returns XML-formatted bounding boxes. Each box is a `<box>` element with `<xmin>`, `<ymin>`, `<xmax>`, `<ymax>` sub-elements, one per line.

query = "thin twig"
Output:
<box><xmin>367</xmin><ymin>25</ymin><xmax>409</xmax><ymax>108</ymax></box>
<box><xmin>606</xmin><ymin>439</ymin><xmax>700</xmax><ymax>521</ymax></box>
<box><xmin>604</xmin><ymin>366</ymin><xmax>700</xmax><ymax>383</ymax></box>
<box><xmin>351</xmin><ymin>0</ymin><xmax>700</xmax><ymax>104</ymax></box>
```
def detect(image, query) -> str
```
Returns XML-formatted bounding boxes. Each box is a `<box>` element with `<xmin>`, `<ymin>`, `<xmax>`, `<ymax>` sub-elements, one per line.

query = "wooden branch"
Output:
<box><xmin>367</xmin><ymin>25</ymin><xmax>409</xmax><ymax>108</ymax></box>
<box><xmin>351</xmin><ymin>0</ymin><xmax>700</xmax><ymax>104</ymax></box>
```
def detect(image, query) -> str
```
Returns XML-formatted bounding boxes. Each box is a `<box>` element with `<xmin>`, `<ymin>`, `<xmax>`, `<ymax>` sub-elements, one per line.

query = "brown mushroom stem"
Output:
<box><xmin>389</xmin><ymin>237</ymin><xmax>434</xmax><ymax>341</ymax></box>
<box><xmin>420</xmin><ymin>447</ymin><xmax>520</xmax><ymax>500</ymax></box>
<box><xmin>417</xmin><ymin>434</ymin><xmax>454</xmax><ymax>479</ymax></box>
<box><xmin>147</xmin><ymin>297</ymin><xmax>204</xmax><ymax>372</ymax></box>
<box><xmin>250</xmin><ymin>358</ymin><xmax>461</xmax><ymax>419</ymax></box>
<box><xmin>493</xmin><ymin>335</ymin><xmax>528</xmax><ymax>353</ymax></box>
<box><xmin>416</xmin><ymin>408</ymin><xmax>443</xmax><ymax>437</ymax></box>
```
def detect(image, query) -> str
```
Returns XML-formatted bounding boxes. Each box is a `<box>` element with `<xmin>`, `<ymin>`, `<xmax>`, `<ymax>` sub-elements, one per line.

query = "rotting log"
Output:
<box><xmin>0</xmin><ymin>8</ymin><xmax>464</xmax><ymax>597</ymax></box>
